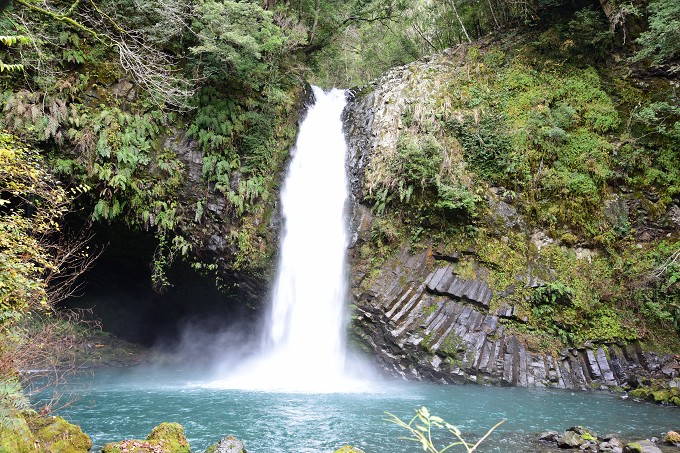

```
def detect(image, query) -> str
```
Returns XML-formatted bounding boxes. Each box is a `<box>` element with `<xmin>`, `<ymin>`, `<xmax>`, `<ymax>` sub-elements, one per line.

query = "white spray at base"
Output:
<box><xmin>207</xmin><ymin>86</ymin><xmax>371</xmax><ymax>393</ymax></box>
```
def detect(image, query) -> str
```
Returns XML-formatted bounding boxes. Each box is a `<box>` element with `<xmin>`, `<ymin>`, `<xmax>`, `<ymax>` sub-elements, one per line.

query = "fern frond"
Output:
<box><xmin>0</xmin><ymin>377</ymin><xmax>31</xmax><ymax>430</ymax></box>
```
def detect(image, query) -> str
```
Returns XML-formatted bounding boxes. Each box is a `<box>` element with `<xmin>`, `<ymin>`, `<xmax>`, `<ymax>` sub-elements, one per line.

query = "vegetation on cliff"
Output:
<box><xmin>351</xmin><ymin>9</ymin><xmax>679</xmax><ymax>351</ymax></box>
<box><xmin>0</xmin><ymin>0</ymin><xmax>679</xmax><ymax>431</ymax></box>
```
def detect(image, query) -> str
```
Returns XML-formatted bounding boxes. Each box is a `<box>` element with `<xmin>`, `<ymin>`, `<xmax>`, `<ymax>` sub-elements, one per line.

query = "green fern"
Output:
<box><xmin>0</xmin><ymin>377</ymin><xmax>31</xmax><ymax>430</ymax></box>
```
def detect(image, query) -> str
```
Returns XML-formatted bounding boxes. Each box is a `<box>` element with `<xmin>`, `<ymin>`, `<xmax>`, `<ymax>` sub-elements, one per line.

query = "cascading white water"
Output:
<box><xmin>264</xmin><ymin>85</ymin><xmax>349</xmax><ymax>374</ymax></box>
<box><xmin>210</xmin><ymin>86</ymin><xmax>363</xmax><ymax>392</ymax></box>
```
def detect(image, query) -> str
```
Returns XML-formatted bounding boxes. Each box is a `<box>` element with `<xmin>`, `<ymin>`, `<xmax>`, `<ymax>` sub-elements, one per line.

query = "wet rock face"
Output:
<box><xmin>350</xmin><ymin>245</ymin><xmax>679</xmax><ymax>389</ymax></box>
<box><xmin>163</xmin><ymin>129</ymin><xmax>268</xmax><ymax>305</ymax></box>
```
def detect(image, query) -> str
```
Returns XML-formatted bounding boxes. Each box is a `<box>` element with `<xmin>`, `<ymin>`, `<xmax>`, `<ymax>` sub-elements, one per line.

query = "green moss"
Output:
<box><xmin>626</xmin><ymin>442</ymin><xmax>643</xmax><ymax>452</ymax></box>
<box><xmin>147</xmin><ymin>422</ymin><xmax>189</xmax><ymax>453</ymax></box>
<box><xmin>28</xmin><ymin>415</ymin><xmax>92</xmax><ymax>453</ymax></box>
<box><xmin>651</xmin><ymin>389</ymin><xmax>671</xmax><ymax>403</ymax></box>
<box><xmin>581</xmin><ymin>432</ymin><xmax>595</xmax><ymax>441</ymax></box>
<box><xmin>0</xmin><ymin>416</ymin><xmax>34</xmax><ymax>453</ymax></box>
<box><xmin>454</xmin><ymin>257</ymin><xmax>477</xmax><ymax>281</ymax></box>
<box><xmin>103</xmin><ymin>422</ymin><xmax>189</xmax><ymax>453</ymax></box>
<box><xmin>438</xmin><ymin>331</ymin><xmax>465</xmax><ymax>358</ymax></box>
<box><xmin>628</xmin><ymin>388</ymin><xmax>651</xmax><ymax>399</ymax></box>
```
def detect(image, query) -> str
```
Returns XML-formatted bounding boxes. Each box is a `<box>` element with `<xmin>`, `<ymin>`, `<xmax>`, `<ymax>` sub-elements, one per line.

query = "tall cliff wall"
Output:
<box><xmin>343</xmin><ymin>43</ymin><xmax>680</xmax><ymax>394</ymax></box>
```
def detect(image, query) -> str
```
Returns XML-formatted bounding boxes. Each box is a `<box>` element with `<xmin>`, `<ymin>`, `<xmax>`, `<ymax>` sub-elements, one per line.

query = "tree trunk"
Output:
<box><xmin>447</xmin><ymin>0</ymin><xmax>472</xmax><ymax>44</ymax></box>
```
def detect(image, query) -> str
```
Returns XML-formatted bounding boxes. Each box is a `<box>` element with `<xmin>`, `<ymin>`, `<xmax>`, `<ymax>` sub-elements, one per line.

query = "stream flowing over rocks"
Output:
<box><xmin>343</xmin><ymin>50</ymin><xmax>680</xmax><ymax>392</ymax></box>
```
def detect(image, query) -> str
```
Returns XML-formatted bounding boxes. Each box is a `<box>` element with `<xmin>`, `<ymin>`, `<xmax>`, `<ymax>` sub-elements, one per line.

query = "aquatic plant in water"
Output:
<box><xmin>385</xmin><ymin>406</ymin><xmax>505</xmax><ymax>452</ymax></box>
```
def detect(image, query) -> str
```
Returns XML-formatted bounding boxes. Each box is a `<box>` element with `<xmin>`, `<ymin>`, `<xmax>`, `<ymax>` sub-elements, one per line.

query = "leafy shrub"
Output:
<box><xmin>633</xmin><ymin>0</ymin><xmax>680</xmax><ymax>65</ymax></box>
<box><xmin>451</xmin><ymin>115</ymin><xmax>510</xmax><ymax>183</ymax></box>
<box><xmin>370</xmin><ymin>132</ymin><xmax>478</xmax><ymax>224</ymax></box>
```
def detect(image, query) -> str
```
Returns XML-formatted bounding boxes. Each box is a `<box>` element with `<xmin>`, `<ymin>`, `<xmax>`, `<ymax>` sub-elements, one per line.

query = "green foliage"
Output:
<box><xmin>563</xmin><ymin>7</ymin><xmax>614</xmax><ymax>58</ymax></box>
<box><xmin>530</xmin><ymin>281</ymin><xmax>577</xmax><ymax>345</ymax></box>
<box><xmin>190</xmin><ymin>0</ymin><xmax>288</xmax><ymax>81</ymax></box>
<box><xmin>642</xmin><ymin>243</ymin><xmax>680</xmax><ymax>333</ymax></box>
<box><xmin>0</xmin><ymin>132</ymin><xmax>73</xmax><ymax>324</ymax></box>
<box><xmin>385</xmin><ymin>406</ymin><xmax>505</xmax><ymax>453</ymax></box>
<box><xmin>532</xmin><ymin>281</ymin><xmax>574</xmax><ymax>306</ymax></box>
<box><xmin>0</xmin><ymin>0</ymin><xmax>305</xmax><ymax>285</ymax></box>
<box><xmin>633</xmin><ymin>0</ymin><xmax>680</xmax><ymax>65</ymax></box>
<box><xmin>392</xmin><ymin>133</ymin><xmax>443</xmax><ymax>196</ymax></box>
<box><xmin>451</xmin><ymin>115</ymin><xmax>510</xmax><ymax>183</ymax></box>
<box><xmin>370</xmin><ymin>131</ymin><xmax>478</xmax><ymax>231</ymax></box>
<box><xmin>0</xmin><ymin>34</ymin><xmax>30</xmax><ymax>73</ymax></box>
<box><xmin>0</xmin><ymin>377</ymin><xmax>30</xmax><ymax>431</ymax></box>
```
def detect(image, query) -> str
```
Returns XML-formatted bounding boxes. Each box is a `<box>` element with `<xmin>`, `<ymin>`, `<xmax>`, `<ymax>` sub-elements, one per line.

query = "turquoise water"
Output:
<box><xmin>49</xmin><ymin>366</ymin><xmax>678</xmax><ymax>452</ymax></box>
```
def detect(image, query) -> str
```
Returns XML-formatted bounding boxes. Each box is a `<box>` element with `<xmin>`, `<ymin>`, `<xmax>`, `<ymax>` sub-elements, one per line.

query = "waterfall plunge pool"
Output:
<box><xmin>49</xmin><ymin>88</ymin><xmax>678</xmax><ymax>451</ymax></box>
<box><xmin>46</xmin><ymin>366</ymin><xmax>678</xmax><ymax>452</ymax></box>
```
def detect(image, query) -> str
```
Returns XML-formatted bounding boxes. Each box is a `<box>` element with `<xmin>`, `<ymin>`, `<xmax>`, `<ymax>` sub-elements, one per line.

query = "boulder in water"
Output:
<box><xmin>557</xmin><ymin>430</ymin><xmax>588</xmax><ymax>448</ymax></box>
<box><xmin>204</xmin><ymin>435</ymin><xmax>247</xmax><ymax>453</ymax></box>
<box><xmin>665</xmin><ymin>431</ymin><xmax>680</xmax><ymax>445</ymax></box>
<box><xmin>537</xmin><ymin>430</ymin><xmax>559</xmax><ymax>442</ymax></box>
<box><xmin>556</xmin><ymin>426</ymin><xmax>598</xmax><ymax>448</ymax></box>
<box><xmin>623</xmin><ymin>439</ymin><xmax>662</xmax><ymax>453</ymax></box>
<box><xmin>333</xmin><ymin>446</ymin><xmax>366</xmax><ymax>453</ymax></box>
<box><xmin>102</xmin><ymin>422</ymin><xmax>190</xmax><ymax>453</ymax></box>
<box><xmin>599</xmin><ymin>437</ymin><xmax>624</xmax><ymax>453</ymax></box>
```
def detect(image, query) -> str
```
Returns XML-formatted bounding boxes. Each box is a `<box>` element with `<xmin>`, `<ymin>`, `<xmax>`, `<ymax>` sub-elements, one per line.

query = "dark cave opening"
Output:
<box><xmin>59</xmin><ymin>223</ymin><xmax>260</xmax><ymax>347</ymax></box>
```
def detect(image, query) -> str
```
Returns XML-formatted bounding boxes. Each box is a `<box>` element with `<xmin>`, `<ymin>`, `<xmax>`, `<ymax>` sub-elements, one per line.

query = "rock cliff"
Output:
<box><xmin>343</xmin><ymin>44</ymin><xmax>680</xmax><ymax>393</ymax></box>
<box><xmin>350</xmin><ymin>239</ymin><xmax>679</xmax><ymax>389</ymax></box>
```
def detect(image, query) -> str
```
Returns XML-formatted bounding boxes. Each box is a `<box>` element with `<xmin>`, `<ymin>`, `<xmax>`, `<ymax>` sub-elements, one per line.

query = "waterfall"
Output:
<box><xmin>211</xmin><ymin>86</ymin><xmax>363</xmax><ymax>392</ymax></box>
<box><xmin>265</xmin><ymin>86</ymin><xmax>349</xmax><ymax>374</ymax></box>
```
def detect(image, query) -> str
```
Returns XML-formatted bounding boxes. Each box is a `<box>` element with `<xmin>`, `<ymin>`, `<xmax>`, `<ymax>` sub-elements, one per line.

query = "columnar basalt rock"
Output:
<box><xmin>350</xmin><ymin>246</ymin><xmax>680</xmax><ymax>389</ymax></box>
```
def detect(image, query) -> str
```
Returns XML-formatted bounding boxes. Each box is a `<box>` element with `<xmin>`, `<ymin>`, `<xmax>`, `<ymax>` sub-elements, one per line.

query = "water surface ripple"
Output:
<box><xmin>51</xmin><ymin>367</ymin><xmax>679</xmax><ymax>452</ymax></box>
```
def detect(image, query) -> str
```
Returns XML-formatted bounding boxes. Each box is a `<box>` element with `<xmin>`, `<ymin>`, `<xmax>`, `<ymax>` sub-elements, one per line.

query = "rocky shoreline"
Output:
<box><xmin>2</xmin><ymin>415</ymin><xmax>678</xmax><ymax>452</ymax></box>
<box><xmin>536</xmin><ymin>426</ymin><xmax>680</xmax><ymax>453</ymax></box>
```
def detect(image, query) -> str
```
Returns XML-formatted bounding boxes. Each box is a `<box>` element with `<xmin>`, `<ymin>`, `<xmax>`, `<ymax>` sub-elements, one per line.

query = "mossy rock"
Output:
<box><xmin>625</xmin><ymin>442</ymin><xmax>644</xmax><ymax>453</ymax></box>
<box><xmin>28</xmin><ymin>415</ymin><xmax>92</xmax><ymax>453</ymax></box>
<box><xmin>623</xmin><ymin>439</ymin><xmax>662</xmax><ymax>452</ymax></box>
<box><xmin>0</xmin><ymin>416</ymin><xmax>35</xmax><ymax>453</ymax></box>
<box><xmin>629</xmin><ymin>388</ymin><xmax>651</xmax><ymax>399</ymax></box>
<box><xmin>103</xmin><ymin>422</ymin><xmax>190</xmax><ymax>453</ymax></box>
<box><xmin>204</xmin><ymin>434</ymin><xmax>247</xmax><ymax>453</ymax></box>
<box><xmin>581</xmin><ymin>432</ymin><xmax>596</xmax><ymax>441</ymax></box>
<box><xmin>651</xmin><ymin>389</ymin><xmax>671</xmax><ymax>403</ymax></box>
<box><xmin>666</xmin><ymin>431</ymin><xmax>680</xmax><ymax>445</ymax></box>
<box><xmin>333</xmin><ymin>446</ymin><xmax>366</xmax><ymax>453</ymax></box>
